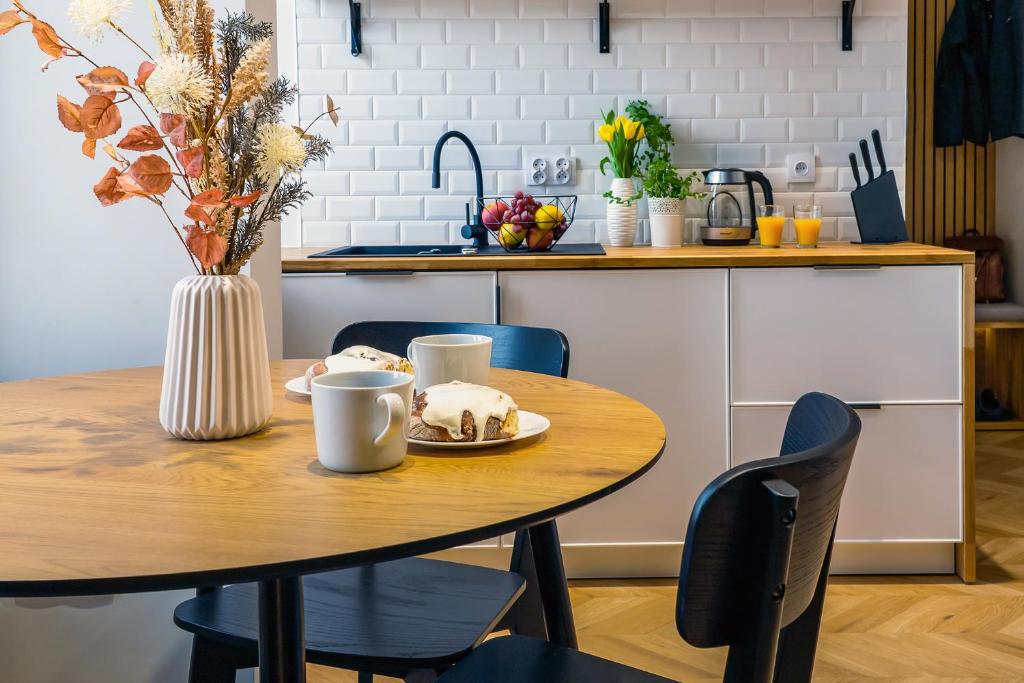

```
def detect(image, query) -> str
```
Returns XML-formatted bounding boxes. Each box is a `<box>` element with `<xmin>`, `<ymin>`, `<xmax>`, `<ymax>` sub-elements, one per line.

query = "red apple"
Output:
<box><xmin>482</xmin><ymin>201</ymin><xmax>509</xmax><ymax>230</ymax></box>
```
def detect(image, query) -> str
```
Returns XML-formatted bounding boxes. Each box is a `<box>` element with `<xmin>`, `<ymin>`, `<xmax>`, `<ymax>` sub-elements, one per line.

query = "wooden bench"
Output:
<box><xmin>976</xmin><ymin>303</ymin><xmax>1024</xmax><ymax>430</ymax></box>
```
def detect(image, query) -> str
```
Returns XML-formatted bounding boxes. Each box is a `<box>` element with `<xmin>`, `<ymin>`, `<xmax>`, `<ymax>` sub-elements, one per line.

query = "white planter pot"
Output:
<box><xmin>606</xmin><ymin>177</ymin><xmax>639</xmax><ymax>247</ymax></box>
<box><xmin>160</xmin><ymin>274</ymin><xmax>273</xmax><ymax>440</ymax></box>
<box><xmin>648</xmin><ymin>197</ymin><xmax>684</xmax><ymax>248</ymax></box>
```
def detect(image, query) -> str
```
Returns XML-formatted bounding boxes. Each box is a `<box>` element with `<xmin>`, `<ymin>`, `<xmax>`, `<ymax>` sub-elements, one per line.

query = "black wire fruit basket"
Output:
<box><xmin>476</xmin><ymin>193</ymin><xmax>578</xmax><ymax>252</ymax></box>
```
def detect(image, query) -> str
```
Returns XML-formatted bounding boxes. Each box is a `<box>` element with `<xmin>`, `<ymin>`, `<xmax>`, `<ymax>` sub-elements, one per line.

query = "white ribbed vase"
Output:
<box><xmin>159</xmin><ymin>275</ymin><xmax>273</xmax><ymax>440</ymax></box>
<box><xmin>606</xmin><ymin>177</ymin><xmax>639</xmax><ymax>247</ymax></box>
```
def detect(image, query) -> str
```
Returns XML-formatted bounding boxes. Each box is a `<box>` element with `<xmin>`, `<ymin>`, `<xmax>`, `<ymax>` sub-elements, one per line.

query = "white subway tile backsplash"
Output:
<box><xmin>291</xmin><ymin>0</ymin><xmax>908</xmax><ymax>248</ymax></box>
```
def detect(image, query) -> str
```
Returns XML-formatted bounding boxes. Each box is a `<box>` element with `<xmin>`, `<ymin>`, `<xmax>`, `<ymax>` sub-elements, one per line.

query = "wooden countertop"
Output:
<box><xmin>282</xmin><ymin>243</ymin><xmax>973</xmax><ymax>273</ymax></box>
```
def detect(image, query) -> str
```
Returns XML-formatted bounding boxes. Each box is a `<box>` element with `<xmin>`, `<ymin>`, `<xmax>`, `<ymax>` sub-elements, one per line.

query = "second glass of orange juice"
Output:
<box><xmin>794</xmin><ymin>205</ymin><xmax>822</xmax><ymax>248</ymax></box>
<box><xmin>756</xmin><ymin>205</ymin><xmax>785</xmax><ymax>248</ymax></box>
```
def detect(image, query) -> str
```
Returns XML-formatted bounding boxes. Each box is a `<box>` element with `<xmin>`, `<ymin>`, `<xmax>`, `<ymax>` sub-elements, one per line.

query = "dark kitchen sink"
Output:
<box><xmin>308</xmin><ymin>243</ymin><xmax>606</xmax><ymax>258</ymax></box>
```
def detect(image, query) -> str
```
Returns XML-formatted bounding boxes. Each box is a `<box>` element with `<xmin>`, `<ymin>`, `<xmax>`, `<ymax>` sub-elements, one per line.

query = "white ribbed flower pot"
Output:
<box><xmin>649</xmin><ymin>197</ymin><xmax>684</xmax><ymax>248</ymax></box>
<box><xmin>160</xmin><ymin>275</ymin><xmax>273</xmax><ymax>440</ymax></box>
<box><xmin>607</xmin><ymin>177</ymin><xmax>639</xmax><ymax>247</ymax></box>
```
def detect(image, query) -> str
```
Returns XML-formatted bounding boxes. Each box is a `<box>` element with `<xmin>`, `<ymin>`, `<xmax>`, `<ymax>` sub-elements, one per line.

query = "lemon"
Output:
<box><xmin>535</xmin><ymin>205</ymin><xmax>564</xmax><ymax>232</ymax></box>
<box><xmin>498</xmin><ymin>223</ymin><xmax>525</xmax><ymax>249</ymax></box>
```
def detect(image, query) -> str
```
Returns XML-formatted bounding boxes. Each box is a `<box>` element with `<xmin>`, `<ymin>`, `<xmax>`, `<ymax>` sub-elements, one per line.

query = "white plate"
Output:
<box><xmin>408</xmin><ymin>411</ymin><xmax>550</xmax><ymax>450</ymax></box>
<box><xmin>285</xmin><ymin>376</ymin><xmax>311</xmax><ymax>396</ymax></box>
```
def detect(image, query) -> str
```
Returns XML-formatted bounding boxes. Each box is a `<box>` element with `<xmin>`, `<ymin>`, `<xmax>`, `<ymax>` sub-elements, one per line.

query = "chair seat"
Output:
<box><xmin>435</xmin><ymin>636</ymin><xmax>677</xmax><ymax>683</ymax></box>
<box><xmin>173</xmin><ymin>557</ymin><xmax>525</xmax><ymax>675</ymax></box>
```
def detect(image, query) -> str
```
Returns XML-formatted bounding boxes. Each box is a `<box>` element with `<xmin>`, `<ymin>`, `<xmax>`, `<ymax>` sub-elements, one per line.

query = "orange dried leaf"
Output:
<box><xmin>176</xmin><ymin>146</ymin><xmax>204</xmax><ymax>178</ymax></box>
<box><xmin>126</xmin><ymin>154</ymin><xmax>172</xmax><ymax>195</ymax></box>
<box><xmin>184</xmin><ymin>203</ymin><xmax>214</xmax><ymax>226</ymax></box>
<box><xmin>159</xmin><ymin>113</ymin><xmax>187</xmax><ymax>148</ymax></box>
<box><xmin>77</xmin><ymin>66</ymin><xmax>129</xmax><ymax>100</ymax></box>
<box><xmin>30</xmin><ymin>18</ymin><xmax>62</xmax><ymax>58</ymax></box>
<box><xmin>115</xmin><ymin>173</ymin><xmax>148</xmax><ymax>196</ymax></box>
<box><xmin>56</xmin><ymin>95</ymin><xmax>83</xmax><ymax>133</ymax></box>
<box><xmin>93</xmin><ymin>167</ymin><xmax>129</xmax><ymax>206</ymax></box>
<box><xmin>191</xmin><ymin>188</ymin><xmax>227</xmax><ymax>208</ymax></box>
<box><xmin>326</xmin><ymin>95</ymin><xmax>340</xmax><ymax>126</ymax></box>
<box><xmin>135</xmin><ymin>61</ymin><xmax>155</xmax><ymax>87</ymax></box>
<box><xmin>81</xmin><ymin>137</ymin><xmax>96</xmax><ymax>159</ymax></box>
<box><xmin>80</xmin><ymin>95</ymin><xmax>122</xmax><ymax>139</ymax></box>
<box><xmin>102</xmin><ymin>142</ymin><xmax>123</xmax><ymax>163</ymax></box>
<box><xmin>229</xmin><ymin>190</ymin><xmax>262</xmax><ymax>208</ymax></box>
<box><xmin>116</xmin><ymin>124</ymin><xmax>163</xmax><ymax>151</ymax></box>
<box><xmin>0</xmin><ymin>9</ymin><xmax>24</xmax><ymax>36</ymax></box>
<box><xmin>186</xmin><ymin>226</ymin><xmax>227</xmax><ymax>270</ymax></box>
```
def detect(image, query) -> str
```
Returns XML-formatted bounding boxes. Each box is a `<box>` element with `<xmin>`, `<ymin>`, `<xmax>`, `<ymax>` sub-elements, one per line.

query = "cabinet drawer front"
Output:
<box><xmin>731</xmin><ymin>266</ymin><xmax>962</xmax><ymax>403</ymax></box>
<box><xmin>732</xmin><ymin>404</ymin><xmax>963</xmax><ymax>542</ymax></box>
<box><xmin>283</xmin><ymin>272</ymin><xmax>496</xmax><ymax>359</ymax></box>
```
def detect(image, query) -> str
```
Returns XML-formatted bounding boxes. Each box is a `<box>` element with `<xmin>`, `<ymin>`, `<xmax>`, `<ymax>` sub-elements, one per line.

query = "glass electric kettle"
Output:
<box><xmin>701</xmin><ymin>168</ymin><xmax>774</xmax><ymax>246</ymax></box>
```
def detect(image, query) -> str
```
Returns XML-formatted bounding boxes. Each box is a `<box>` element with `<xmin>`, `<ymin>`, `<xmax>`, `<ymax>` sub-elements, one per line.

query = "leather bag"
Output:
<box><xmin>945</xmin><ymin>230</ymin><xmax>1006</xmax><ymax>303</ymax></box>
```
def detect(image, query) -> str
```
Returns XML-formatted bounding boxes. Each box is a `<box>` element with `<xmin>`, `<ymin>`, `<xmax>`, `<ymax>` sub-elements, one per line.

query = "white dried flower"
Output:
<box><xmin>68</xmin><ymin>0</ymin><xmax>132</xmax><ymax>42</ymax></box>
<box><xmin>146</xmin><ymin>52</ymin><xmax>214</xmax><ymax>116</ymax></box>
<box><xmin>255</xmin><ymin>123</ymin><xmax>308</xmax><ymax>182</ymax></box>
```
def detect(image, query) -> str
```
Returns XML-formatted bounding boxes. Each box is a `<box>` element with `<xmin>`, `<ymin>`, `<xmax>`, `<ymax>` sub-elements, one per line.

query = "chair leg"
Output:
<box><xmin>188</xmin><ymin>635</ymin><xmax>254</xmax><ymax>683</ymax></box>
<box><xmin>402</xmin><ymin>669</ymin><xmax>442</xmax><ymax>683</ymax></box>
<box><xmin>359</xmin><ymin>672</ymin><xmax>373</xmax><ymax>683</ymax></box>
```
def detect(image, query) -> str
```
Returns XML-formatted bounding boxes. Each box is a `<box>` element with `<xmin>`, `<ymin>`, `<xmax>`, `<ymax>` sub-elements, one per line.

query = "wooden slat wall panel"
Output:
<box><xmin>906</xmin><ymin>0</ymin><xmax>997</xmax><ymax>243</ymax></box>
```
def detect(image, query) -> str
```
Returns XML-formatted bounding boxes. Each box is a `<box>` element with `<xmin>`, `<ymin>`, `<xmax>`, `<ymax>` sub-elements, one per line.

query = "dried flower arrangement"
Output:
<box><xmin>0</xmin><ymin>0</ymin><xmax>338</xmax><ymax>274</ymax></box>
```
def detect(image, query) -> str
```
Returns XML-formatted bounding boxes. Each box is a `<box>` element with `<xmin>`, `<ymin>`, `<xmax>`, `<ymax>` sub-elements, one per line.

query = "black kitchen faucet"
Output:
<box><xmin>431</xmin><ymin>131</ymin><xmax>488</xmax><ymax>247</ymax></box>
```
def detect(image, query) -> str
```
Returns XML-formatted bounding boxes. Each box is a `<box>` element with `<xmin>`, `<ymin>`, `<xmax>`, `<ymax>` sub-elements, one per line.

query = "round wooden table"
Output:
<box><xmin>0</xmin><ymin>360</ymin><xmax>665</xmax><ymax>682</ymax></box>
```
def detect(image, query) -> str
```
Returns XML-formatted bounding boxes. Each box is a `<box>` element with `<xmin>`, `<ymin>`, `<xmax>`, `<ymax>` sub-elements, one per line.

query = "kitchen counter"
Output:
<box><xmin>282</xmin><ymin>242</ymin><xmax>973</xmax><ymax>273</ymax></box>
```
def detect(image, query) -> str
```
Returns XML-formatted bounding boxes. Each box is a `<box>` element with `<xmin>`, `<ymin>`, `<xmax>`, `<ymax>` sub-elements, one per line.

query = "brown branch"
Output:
<box><xmin>151</xmin><ymin>197</ymin><xmax>201</xmax><ymax>275</ymax></box>
<box><xmin>107</xmin><ymin>20</ymin><xmax>154</xmax><ymax>60</ymax></box>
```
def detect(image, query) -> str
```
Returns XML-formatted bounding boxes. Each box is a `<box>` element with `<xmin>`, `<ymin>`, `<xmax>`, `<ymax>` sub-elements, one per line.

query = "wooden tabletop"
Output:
<box><xmin>0</xmin><ymin>361</ymin><xmax>665</xmax><ymax>597</ymax></box>
<box><xmin>283</xmin><ymin>242</ymin><xmax>973</xmax><ymax>273</ymax></box>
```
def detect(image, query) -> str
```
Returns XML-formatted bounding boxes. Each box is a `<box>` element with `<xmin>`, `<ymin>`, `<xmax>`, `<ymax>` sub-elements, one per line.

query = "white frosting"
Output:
<box><xmin>324</xmin><ymin>346</ymin><xmax>403</xmax><ymax>373</ymax></box>
<box><xmin>421</xmin><ymin>381</ymin><xmax>517</xmax><ymax>442</ymax></box>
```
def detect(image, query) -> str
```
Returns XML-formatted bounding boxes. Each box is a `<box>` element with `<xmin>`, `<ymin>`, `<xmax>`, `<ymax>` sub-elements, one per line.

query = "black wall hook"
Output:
<box><xmin>349</xmin><ymin>0</ymin><xmax>362</xmax><ymax>57</ymax></box>
<box><xmin>841</xmin><ymin>0</ymin><xmax>856</xmax><ymax>51</ymax></box>
<box><xmin>599</xmin><ymin>1</ymin><xmax>610</xmax><ymax>53</ymax></box>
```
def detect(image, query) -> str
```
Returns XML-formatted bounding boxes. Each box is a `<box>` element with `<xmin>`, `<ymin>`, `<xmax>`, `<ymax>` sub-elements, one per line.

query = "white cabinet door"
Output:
<box><xmin>732</xmin><ymin>404</ymin><xmax>963</xmax><ymax>542</ymax></box>
<box><xmin>731</xmin><ymin>266</ymin><xmax>962</xmax><ymax>404</ymax></box>
<box><xmin>499</xmin><ymin>269</ymin><xmax>730</xmax><ymax>544</ymax></box>
<box><xmin>283</xmin><ymin>271</ymin><xmax>497</xmax><ymax>359</ymax></box>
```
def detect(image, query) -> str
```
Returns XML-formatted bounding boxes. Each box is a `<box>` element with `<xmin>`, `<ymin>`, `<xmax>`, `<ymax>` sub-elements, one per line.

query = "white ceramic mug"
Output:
<box><xmin>406</xmin><ymin>334</ymin><xmax>492</xmax><ymax>391</ymax></box>
<box><xmin>311</xmin><ymin>371</ymin><xmax>415</xmax><ymax>473</ymax></box>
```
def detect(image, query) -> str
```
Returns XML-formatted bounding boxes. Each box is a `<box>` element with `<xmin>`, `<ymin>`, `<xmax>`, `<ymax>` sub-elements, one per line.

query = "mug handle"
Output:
<box><xmin>374</xmin><ymin>393</ymin><xmax>406</xmax><ymax>447</ymax></box>
<box><xmin>406</xmin><ymin>342</ymin><xmax>414</xmax><ymax>367</ymax></box>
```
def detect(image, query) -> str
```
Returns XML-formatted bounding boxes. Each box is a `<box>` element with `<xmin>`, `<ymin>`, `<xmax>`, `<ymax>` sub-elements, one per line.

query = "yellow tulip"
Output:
<box><xmin>620</xmin><ymin>118</ymin><xmax>640</xmax><ymax>140</ymax></box>
<box><xmin>636</xmin><ymin>123</ymin><xmax>646</xmax><ymax>141</ymax></box>
<box><xmin>614</xmin><ymin>115</ymin><xmax>630</xmax><ymax>131</ymax></box>
<box><xmin>598</xmin><ymin>124</ymin><xmax>615</xmax><ymax>143</ymax></box>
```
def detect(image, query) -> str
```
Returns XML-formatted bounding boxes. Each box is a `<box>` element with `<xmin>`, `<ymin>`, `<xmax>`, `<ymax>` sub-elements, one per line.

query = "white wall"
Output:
<box><xmin>0</xmin><ymin>2</ymin><xmax>257</xmax><ymax>681</ymax></box>
<box><xmin>287</xmin><ymin>0</ymin><xmax>908</xmax><ymax>248</ymax></box>
<box><xmin>996</xmin><ymin>138</ymin><xmax>1024</xmax><ymax>303</ymax></box>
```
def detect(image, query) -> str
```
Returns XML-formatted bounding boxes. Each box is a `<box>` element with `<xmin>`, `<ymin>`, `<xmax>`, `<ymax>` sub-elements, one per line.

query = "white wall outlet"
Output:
<box><xmin>785</xmin><ymin>153</ymin><xmax>816</xmax><ymax>184</ymax></box>
<box><xmin>526</xmin><ymin>157</ymin><xmax>547</xmax><ymax>186</ymax></box>
<box><xmin>551</xmin><ymin>156</ymin><xmax>576</xmax><ymax>186</ymax></box>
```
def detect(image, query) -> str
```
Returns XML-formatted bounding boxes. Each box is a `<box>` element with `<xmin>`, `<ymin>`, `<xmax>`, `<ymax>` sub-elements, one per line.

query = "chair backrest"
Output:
<box><xmin>332</xmin><ymin>321</ymin><xmax>570</xmax><ymax>379</ymax></box>
<box><xmin>676</xmin><ymin>392</ymin><xmax>860</xmax><ymax>682</ymax></box>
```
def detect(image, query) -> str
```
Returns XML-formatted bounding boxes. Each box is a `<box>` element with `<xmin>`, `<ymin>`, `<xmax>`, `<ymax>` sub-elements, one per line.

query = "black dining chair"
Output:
<box><xmin>433</xmin><ymin>392</ymin><xmax>862</xmax><ymax>683</ymax></box>
<box><xmin>173</xmin><ymin>321</ymin><xmax>571</xmax><ymax>683</ymax></box>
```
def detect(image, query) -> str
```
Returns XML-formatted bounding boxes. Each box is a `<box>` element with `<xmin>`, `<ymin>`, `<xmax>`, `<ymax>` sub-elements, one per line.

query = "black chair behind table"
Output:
<box><xmin>435</xmin><ymin>392</ymin><xmax>862</xmax><ymax>683</ymax></box>
<box><xmin>173</xmin><ymin>321</ymin><xmax>571</xmax><ymax>683</ymax></box>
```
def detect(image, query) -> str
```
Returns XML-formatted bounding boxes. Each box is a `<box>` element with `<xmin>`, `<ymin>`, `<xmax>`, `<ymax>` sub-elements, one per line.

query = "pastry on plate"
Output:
<box><xmin>409</xmin><ymin>381</ymin><xmax>519</xmax><ymax>443</ymax></box>
<box><xmin>304</xmin><ymin>346</ymin><xmax>413</xmax><ymax>390</ymax></box>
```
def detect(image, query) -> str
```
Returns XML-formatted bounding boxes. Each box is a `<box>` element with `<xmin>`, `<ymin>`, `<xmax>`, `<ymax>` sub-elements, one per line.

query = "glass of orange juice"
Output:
<box><xmin>794</xmin><ymin>205</ymin><xmax>823</xmax><ymax>248</ymax></box>
<box><xmin>756</xmin><ymin>205</ymin><xmax>785</xmax><ymax>248</ymax></box>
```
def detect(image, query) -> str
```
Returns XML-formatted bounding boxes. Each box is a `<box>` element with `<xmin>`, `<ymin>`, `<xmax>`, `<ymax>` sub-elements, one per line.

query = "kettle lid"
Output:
<box><xmin>704</xmin><ymin>168</ymin><xmax>752</xmax><ymax>185</ymax></box>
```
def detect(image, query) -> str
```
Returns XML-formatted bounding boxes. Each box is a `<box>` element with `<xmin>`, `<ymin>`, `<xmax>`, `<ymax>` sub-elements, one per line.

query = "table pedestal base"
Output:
<box><xmin>259</xmin><ymin>577</ymin><xmax>306</xmax><ymax>683</ymax></box>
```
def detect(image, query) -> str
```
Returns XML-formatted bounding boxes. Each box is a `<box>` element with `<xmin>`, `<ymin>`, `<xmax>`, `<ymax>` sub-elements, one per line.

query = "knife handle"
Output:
<box><xmin>849</xmin><ymin>153</ymin><xmax>862</xmax><ymax>188</ymax></box>
<box><xmin>871</xmin><ymin>129</ymin><xmax>887</xmax><ymax>174</ymax></box>
<box><xmin>860</xmin><ymin>139</ymin><xmax>875</xmax><ymax>181</ymax></box>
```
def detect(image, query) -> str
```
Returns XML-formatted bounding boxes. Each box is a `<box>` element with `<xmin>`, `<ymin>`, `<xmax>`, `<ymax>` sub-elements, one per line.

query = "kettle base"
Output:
<box><xmin>702</xmin><ymin>237</ymin><xmax>753</xmax><ymax>246</ymax></box>
<box><xmin>700</xmin><ymin>225</ymin><xmax>754</xmax><ymax>246</ymax></box>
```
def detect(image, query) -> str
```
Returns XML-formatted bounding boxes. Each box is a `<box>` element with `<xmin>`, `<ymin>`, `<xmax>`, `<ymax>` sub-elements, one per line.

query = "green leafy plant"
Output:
<box><xmin>626</xmin><ymin>99</ymin><xmax>673</xmax><ymax>175</ymax></box>
<box><xmin>644</xmin><ymin>158</ymin><xmax>704</xmax><ymax>202</ymax></box>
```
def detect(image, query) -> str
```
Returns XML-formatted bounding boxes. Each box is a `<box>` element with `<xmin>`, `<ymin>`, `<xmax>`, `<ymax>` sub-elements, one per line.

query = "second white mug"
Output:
<box><xmin>407</xmin><ymin>333</ymin><xmax>492</xmax><ymax>391</ymax></box>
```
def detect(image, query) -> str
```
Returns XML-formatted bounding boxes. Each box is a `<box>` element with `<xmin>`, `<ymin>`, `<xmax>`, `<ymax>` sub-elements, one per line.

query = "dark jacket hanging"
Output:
<box><xmin>935</xmin><ymin>0</ymin><xmax>1024</xmax><ymax>147</ymax></box>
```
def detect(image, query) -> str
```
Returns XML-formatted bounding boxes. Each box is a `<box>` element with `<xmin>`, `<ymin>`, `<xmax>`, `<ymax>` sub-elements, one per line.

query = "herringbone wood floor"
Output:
<box><xmin>308</xmin><ymin>431</ymin><xmax>1024</xmax><ymax>682</ymax></box>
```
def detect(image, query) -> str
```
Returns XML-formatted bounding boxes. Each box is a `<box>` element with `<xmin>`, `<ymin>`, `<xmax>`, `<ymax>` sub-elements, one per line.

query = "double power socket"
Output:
<box><xmin>525</xmin><ymin>156</ymin><xmax>576</xmax><ymax>187</ymax></box>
